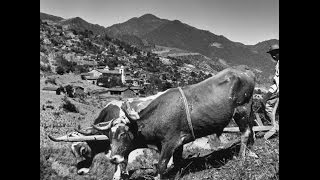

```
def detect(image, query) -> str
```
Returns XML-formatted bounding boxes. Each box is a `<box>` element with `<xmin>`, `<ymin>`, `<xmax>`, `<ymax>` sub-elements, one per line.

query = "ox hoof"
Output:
<box><xmin>77</xmin><ymin>168</ymin><xmax>90</xmax><ymax>175</ymax></box>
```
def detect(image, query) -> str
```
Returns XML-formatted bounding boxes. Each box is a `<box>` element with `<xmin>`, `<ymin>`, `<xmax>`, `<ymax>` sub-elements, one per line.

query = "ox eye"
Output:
<box><xmin>118</xmin><ymin>132</ymin><xmax>125</xmax><ymax>138</ymax></box>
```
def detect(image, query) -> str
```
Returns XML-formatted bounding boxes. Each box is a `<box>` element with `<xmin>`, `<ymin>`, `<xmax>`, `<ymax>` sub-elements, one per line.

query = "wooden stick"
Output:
<box><xmin>271</xmin><ymin>98</ymin><xmax>279</xmax><ymax>126</ymax></box>
<box><xmin>254</xmin><ymin>113</ymin><xmax>264</xmax><ymax>126</ymax></box>
<box><xmin>223</xmin><ymin>126</ymin><xmax>273</xmax><ymax>133</ymax></box>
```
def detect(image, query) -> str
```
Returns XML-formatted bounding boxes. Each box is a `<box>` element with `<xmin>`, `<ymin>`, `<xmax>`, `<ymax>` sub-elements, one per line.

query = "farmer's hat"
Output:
<box><xmin>267</xmin><ymin>44</ymin><xmax>279</xmax><ymax>54</ymax></box>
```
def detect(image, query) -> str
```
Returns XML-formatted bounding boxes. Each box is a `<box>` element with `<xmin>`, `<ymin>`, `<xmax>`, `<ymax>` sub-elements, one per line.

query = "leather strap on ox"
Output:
<box><xmin>178</xmin><ymin>87</ymin><xmax>196</xmax><ymax>140</ymax></box>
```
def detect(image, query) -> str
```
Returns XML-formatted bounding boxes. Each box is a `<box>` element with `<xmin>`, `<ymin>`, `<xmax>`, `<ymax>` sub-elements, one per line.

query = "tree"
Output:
<box><xmin>190</xmin><ymin>71</ymin><xmax>197</xmax><ymax>77</ymax></box>
<box><xmin>161</xmin><ymin>81</ymin><xmax>172</xmax><ymax>91</ymax></box>
<box><xmin>109</xmin><ymin>76</ymin><xmax>123</xmax><ymax>87</ymax></box>
<box><xmin>56</xmin><ymin>66</ymin><xmax>65</xmax><ymax>75</ymax></box>
<box><xmin>75</xmin><ymin>65</ymin><xmax>89</xmax><ymax>74</ymax></box>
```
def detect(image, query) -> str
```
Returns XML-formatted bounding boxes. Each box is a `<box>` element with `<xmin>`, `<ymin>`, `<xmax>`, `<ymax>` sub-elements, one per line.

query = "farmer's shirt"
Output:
<box><xmin>268</xmin><ymin>61</ymin><xmax>279</xmax><ymax>95</ymax></box>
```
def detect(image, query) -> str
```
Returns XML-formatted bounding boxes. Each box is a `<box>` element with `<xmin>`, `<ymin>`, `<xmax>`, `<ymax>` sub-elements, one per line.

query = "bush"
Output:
<box><xmin>62</xmin><ymin>97</ymin><xmax>79</xmax><ymax>113</ymax></box>
<box><xmin>55</xmin><ymin>55</ymin><xmax>77</xmax><ymax>73</ymax></box>
<box><xmin>45</xmin><ymin>77</ymin><xmax>57</xmax><ymax>85</ymax></box>
<box><xmin>56</xmin><ymin>66</ymin><xmax>65</xmax><ymax>75</ymax></box>
<box><xmin>75</xmin><ymin>65</ymin><xmax>90</xmax><ymax>74</ymax></box>
<box><xmin>40</xmin><ymin>64</ymin><xmax>52</xmax><ymax>72</ymax></box>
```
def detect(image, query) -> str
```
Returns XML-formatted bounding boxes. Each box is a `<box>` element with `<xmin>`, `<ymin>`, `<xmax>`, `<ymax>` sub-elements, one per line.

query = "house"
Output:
<box><xmin>88</xmin><ymin>69</ymin><xmax>103</xmax><ymax>77</ymax></box>
<box><xmin>129</xmin><ymin>86</ymin><xmax>145</xmax><ymax>96</ymax></box>
<box><xmin>97</xmin><ymin>85</ymin><xmax>146</xmax><ymax>98</ymax></box>
<box><xmin>82</xmin><ymin>65</ymin><xmax>128</xmax><ymax>87</ymax></box>
<box><xmin>99</xmin><ymin>86</ymin><xmax>137</xmax><ymax>98</ymax></box>
<box><xmin>86</xmin><ymin>76</ymin><xmax>99</xmax><ymax>85</ymax></box>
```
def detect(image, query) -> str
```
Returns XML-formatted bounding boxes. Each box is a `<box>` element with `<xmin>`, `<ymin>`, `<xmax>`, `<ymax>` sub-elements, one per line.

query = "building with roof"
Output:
<box><xmin>97</xmin><ymin>86</ymin><xmax>145</xmax><ymax>98</ymax></box>
<box><xmin>81</xmin><ymin>64</ymin><xmax>126</xmax><ymax>85</ymax></box>
<box><xmin>86</xmin><ymin>76</ymin><xmax>99</xmax><ymax>85</ymax></box>
<box><xmin>98</xmin><ymin>86</ymin><xmax>135</xmax><ymax>98</ymax></box>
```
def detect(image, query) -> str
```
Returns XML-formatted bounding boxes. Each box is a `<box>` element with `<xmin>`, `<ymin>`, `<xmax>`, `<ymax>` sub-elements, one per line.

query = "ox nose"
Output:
<box><xmin>110</xmin><ymin>155</ymin><xmax>125</xmax><ymax>164</ymax></box>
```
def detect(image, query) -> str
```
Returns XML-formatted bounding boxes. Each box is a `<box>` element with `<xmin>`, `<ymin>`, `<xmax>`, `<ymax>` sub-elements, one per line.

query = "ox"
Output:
<box><xmin>48</xmin><ymin>92</ymin><xmax>166</xmax><ymax>176</ymax></box>
<box><xmin>93</xmin><ymin>66</ymin><xmax>256</xmax><ymax>179</ymax></box>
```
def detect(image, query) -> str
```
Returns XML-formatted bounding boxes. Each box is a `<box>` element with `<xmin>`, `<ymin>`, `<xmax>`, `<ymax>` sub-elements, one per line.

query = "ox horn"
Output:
<box><xmin>92</xmin><ymin>119</ymin><xmax>114</xmax><ymax>131</ymax></box>
<box><xmin>74</xmin><ymin>125</ymin><xmax>95</xmax><ymax>136</ymax></box>
<box><xmin>48</xmin><ymin>134</ymin><xmax>66</xmax><ymax>142</ymax></box>
<box><xmin>48</xmin><ymin>134</ymin><xmax>109</xmax><ymax>142</ymax></box>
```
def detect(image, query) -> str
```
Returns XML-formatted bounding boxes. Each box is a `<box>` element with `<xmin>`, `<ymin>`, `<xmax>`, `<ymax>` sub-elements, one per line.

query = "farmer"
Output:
<box><xmin>261</xmin><ymin>44</ymin><xmax>279</xmax><ymax>139</ymax></box>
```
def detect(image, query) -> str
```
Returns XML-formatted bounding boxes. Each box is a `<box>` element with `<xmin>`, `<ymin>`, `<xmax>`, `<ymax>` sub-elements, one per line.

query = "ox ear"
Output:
<box><xmin>92</xmin><ymin>120</ymin><xmax>114</xmax><ymax>131</ymax></box>
<box><xmin>121</xmin><ymin>105</ymin><xmax>137</xmax><ymax>123</ymax></box>
<box><xmin>121</xmin><ymin>105</ymin><xmax>139</xmax><ymax>134</ymax></box>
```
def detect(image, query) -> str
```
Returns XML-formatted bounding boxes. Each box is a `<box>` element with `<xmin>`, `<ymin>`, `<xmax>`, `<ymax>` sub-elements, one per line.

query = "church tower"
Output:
<box><xmin>119</xmin><ymin>65</ymin><xmax>125</xmax><ymax>84</ymax></box>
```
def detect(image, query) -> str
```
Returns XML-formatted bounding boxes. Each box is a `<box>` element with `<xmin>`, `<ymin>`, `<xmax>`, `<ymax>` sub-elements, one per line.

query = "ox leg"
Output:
<box><xmin>158</xmin><ymin>139</ymin><xmax>184</xmax><ymax>179</ymax></box>
<box><xmin>233</xmin><ymin>105</ymin><xmax>255</xmax><ymax>160</ymax></box>
<box><xmin>172</xmin><ymin>146</ymin><xmax>183</xmax><ymax>168</ymax></box>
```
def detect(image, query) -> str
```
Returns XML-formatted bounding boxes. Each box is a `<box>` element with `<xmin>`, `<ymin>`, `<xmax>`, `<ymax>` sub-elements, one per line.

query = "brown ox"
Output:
<box><xmin>93</xmin><ymin>66</ymin><xmax>256</xmax><ymax>179</ymax></box>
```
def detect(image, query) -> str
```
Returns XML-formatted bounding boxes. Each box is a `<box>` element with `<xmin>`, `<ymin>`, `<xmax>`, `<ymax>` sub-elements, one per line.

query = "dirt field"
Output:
<box><xmin>40</xmin><ymin>74</ymin><xmax>279</xmax><ymax>180</ymax></box>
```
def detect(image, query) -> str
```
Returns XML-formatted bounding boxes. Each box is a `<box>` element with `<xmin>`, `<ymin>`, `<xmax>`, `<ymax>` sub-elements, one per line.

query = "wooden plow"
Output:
<box><xmin>223</xmin><ymin>98</ymin><xmax>279</xmax><ymax>140</ymax></box>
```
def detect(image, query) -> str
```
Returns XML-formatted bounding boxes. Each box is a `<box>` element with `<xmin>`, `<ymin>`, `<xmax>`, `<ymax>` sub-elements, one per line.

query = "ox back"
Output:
<box><xmin>134</xmin><ymin>66</ymin><xmax>254</xmax><ymax>144</ymax></box>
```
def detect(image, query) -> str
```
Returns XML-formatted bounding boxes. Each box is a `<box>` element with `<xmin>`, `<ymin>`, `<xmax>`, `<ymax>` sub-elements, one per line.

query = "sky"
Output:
<box><xmin>40</xmin><ymin>0</ymin><xmax>279</xmax><ymax>45</ymax></box>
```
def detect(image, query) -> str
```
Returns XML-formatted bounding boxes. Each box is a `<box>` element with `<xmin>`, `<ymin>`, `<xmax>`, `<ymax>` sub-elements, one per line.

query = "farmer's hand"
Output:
<box><xmin>260</xmin><ymin>91</ymin><xmax>273</xmax><ymax>108</ymax></box>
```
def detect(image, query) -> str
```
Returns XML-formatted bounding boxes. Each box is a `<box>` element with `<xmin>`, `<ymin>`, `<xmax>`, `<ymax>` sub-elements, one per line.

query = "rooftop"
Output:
<box><xmin>86</xmin><ymin>76</ymin><xmax>99</xmax><ymax>80</ymax></box>
<box><xmin>106</xmin><ymin>87</ymin><xmax>130</xmax><ymax>92</ymax></box>
<box><xmin>96</xmin><ymin>69</ymin><xmax>121</xmax><ymax>74</ymax></box>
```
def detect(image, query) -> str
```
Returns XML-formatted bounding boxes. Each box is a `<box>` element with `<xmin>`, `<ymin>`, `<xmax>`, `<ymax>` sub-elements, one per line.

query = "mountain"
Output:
<box><xmin>105</xmin><ymin>14</ymin><xmax>169</xmax><ymax>49</ymax></box>
<box><xmin>105</xmin><ymin>14</ymin><xmax>278</xmax><ymax>79</ymax></box>
<box><xmin>248</xmin><ymin>39</ymin><xmax>279</xmax><ymax>56</ymax></box>
<box><xmin>106</xmin><ymin>14</ymin><xmax>168</xmax><ymax>38</ymax></box>
<box><xmin>59</xmin><ymin>17</ymin><xmax>107</xmax><ymax>35</ymax></box>
<box><xmin>40</xmin><ymin>12</ymin><xmax>64</xmax><ymax>22</ymax></box>
<box><xmin>40</xmin><ymin>12</ymin><xmax>278</xmax><ymax>82</ymax></box>
<box><xmin>141</xmin><ymin>18</ymin><xmax>276</xmax><ymax>77</ymax></box>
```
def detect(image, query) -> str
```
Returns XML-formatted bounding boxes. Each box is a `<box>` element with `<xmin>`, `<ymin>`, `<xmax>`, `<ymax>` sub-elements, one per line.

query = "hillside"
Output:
<box><xmin>40</xmin><ymin>17</ymin><xmax>224</xmax><ymax>94</ymax></box>
<box><xmin>40</xmin><ymin>12</ymin><xmax>278</xmax><ymax>82</ymax></box>
<box><xmin>105</xmin><ymin>14</ymin><xmax>278</xmax><ymax>80</ymax></box>
<box><xmin>248</xmin><ymin>39</ymin><xmax>279</xmax><ymax>59</ymax></box>
<box><xmin>40</xmin><ymin>12</ymin><xmax>64</xmax><ymax>22</ymax></box>
<box><xmin>59</xmin><ymin>17</ymin><xmax>107</xmax><ymax>35</ymax></box>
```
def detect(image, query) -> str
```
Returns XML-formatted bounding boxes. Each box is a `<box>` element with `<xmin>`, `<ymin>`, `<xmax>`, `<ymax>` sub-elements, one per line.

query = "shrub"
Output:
<box><xmin>62</xmin><ymin>97</ymin><xmax>79</xmax><ymax>113</ymax></box>
<box><xmin>75</xmin><ymin>65</ymin><xmax>90</xmax><ymax>74</ymax></box>
<box><xmin>55</xmin><ymin>55</ymin><xmax>77</xmax><ymax>73</ymax></box>
<box><xmin>40</xmin><ymin>64</ymin><xmax>52</xmax><ymax>72</ymax></box>
<box><xmin>45</xmin><ymin>77</ymin><xmax>57</xmax><ymax>85</ymax></box>
<box><xmin>56</xmin><ymin>66</ymin><xmax>65</xmax><ymax>75</ymax></box>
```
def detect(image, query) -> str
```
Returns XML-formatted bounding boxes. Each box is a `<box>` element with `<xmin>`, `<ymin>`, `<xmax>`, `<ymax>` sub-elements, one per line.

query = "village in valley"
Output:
<box><xmin>40</xmin><ymin>17</ymin><xmax>219</xmax><ymax>101</ymax></box>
